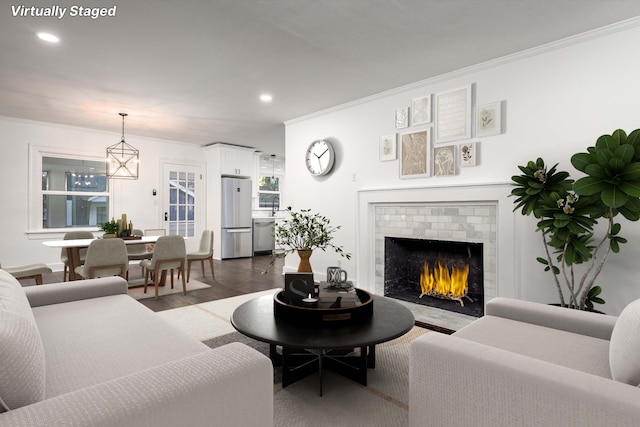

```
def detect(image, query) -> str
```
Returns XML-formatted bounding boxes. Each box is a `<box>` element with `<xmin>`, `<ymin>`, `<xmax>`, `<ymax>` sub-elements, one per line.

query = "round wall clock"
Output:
<box><xmin>305</xmin><ymin>139</ymin><xmax>335</xmax><ymax>176</ymax></box>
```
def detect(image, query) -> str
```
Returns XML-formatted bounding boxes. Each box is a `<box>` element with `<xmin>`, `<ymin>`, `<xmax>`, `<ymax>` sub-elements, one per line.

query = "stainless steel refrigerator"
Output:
<box><xmin>221</xmin><ymin>177</ymin><xmax>253</xmax><ymax>259</ymax></box>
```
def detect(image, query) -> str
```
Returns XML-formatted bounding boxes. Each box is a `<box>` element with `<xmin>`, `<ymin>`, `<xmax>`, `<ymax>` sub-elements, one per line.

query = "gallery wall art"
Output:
<box><xmin>395</xmin><ymin>107</ymin><xmax>409</xmax><ymax>129</ymax></box>
<box><xmin>411</xmin><ymin>94</ymin><xmax>431</xmax><ymax>126</ymax></box>
<box><xmin>379</xmin><ymin>134</ymin><xmax>397</xmax><ymax>161</ymax></box>
<box><xmin>382</xmin><ymin>82</ymin><xmax>501</xmax><ymax>176</ymax></box>
<box><xmin>435</xmin><ymin>85</ymin><xmax>472</xmax><ymax>143</ymax></box>
<box><xmin>460</xmin><ymin>142</ymin><xmax>479</xmax><ymax>167</ymax></box>
<box><xmin>476</xmin><ymin>102</ymin><xmax>502</xmax><ymax>137</ymax></box>
<box><xmin>433</xmin><ymin>145</ymin><xmax>456</xmax><ymax>176</ymax></box>
<box><xmin>399</xmin><ymin>129</ymin><xmax>429</xmax><ymax>179</ymax></box>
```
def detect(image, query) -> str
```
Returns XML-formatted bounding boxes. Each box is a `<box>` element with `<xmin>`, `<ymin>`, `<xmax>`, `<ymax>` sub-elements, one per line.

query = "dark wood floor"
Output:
<box><xmin>41</xmin><ymin>255</ymin><xmax>284</xmax><ymax>313</ymax></box>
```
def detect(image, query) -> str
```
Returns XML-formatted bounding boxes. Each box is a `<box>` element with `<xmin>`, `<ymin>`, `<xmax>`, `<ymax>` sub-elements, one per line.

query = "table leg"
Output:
<box><xmin>280</xmin><ymin>346</ymin><xmax>372</xmax><ymax>395</ymax></box>
<box><xmin>281</xmin><ymin>347</ymin><xmax>320</xmax><ymax>389</ymax></box>
<box><xmin>367</xmin><ymin>345</ymin><xmax>376</xmax><ymax>368</ymax></box>
<box><xmin>319</xmin><ymin>349</ymin><xmax>323</xmax><ymax>397</ymax></box>
<box><xmin>269</xmin><ymin>344</ymin><xmax>281</xmax><ymax>365</ymax></box>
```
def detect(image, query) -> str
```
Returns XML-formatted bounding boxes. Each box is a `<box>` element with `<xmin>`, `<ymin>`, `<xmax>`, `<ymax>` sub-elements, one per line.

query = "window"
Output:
<box><xmin>258</xmin><ymin>155</ymin><xmax>283</xmax><ymax>211</ymax></box>
<box><xmin>258</xmin><ymin>175</ymin><xmax>280</xmax><ymax>209</ymax></box>
<box><xmin>41</xmin><ymin>156</ymin><xmax>109</xmax><ymax>228</ymax></box>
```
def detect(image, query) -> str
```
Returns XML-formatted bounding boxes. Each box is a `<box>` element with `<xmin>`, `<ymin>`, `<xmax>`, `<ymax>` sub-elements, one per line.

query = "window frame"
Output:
<box><xmin>256</xmin><ymin>154</ymin><xmax>284</xmax><ymax>212</ymax></box>
<box><xmin>257</xmin><ymin>173</ymin><xmax>282</xmax><ymax>211</ymax></box>
<box><xmin>29</xmin><ymin>144</ymin><xmax>111</xmax><ymax>234</ymax></box>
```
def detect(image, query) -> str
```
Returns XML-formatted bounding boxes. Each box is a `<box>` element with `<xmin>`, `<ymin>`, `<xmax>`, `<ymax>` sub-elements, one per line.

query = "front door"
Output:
<box><xmin>161</xmin><ymin>162</ymin><xmax>204</xmax><ymax>239</ymax></box>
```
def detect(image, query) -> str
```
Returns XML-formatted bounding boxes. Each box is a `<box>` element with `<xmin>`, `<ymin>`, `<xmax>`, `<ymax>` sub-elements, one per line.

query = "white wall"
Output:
<box><xmin>283</xmin><ymin>22</ymin><xmax>640</xmax><ymax>315</ymax></box>
<box><xmin>0</xmin><ymin>117</ymin><xmax>206</xmax><ymax>270</ymax></box>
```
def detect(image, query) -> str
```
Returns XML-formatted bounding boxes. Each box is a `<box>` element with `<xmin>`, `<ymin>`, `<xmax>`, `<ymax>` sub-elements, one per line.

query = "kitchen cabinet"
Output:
<box><xmin>220</xmin><ymin>146</ymin><xmax>254</xmax><ymax>177</ymax></box>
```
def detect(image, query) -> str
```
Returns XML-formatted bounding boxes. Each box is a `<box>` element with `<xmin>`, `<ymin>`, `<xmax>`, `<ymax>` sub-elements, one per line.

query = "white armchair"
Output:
<box><xmin>409</xmin><ymin>297</ymin><xmax>640</xmax><ymax>427</ymax></box>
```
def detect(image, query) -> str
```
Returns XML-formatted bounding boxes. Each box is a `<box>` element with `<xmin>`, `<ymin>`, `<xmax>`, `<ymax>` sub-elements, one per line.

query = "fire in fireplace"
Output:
<box><xmin>419</xmin><ymin>259</ymin><xmax>470</xmax><ymax>306</ymax></box>
<box><xmin>384</xmin><ymin>237</ymin><xmax>484</xmax><ymax>317</ymax></box>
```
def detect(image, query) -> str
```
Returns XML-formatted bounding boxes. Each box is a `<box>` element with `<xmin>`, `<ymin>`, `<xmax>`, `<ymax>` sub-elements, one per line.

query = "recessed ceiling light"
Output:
<box><xmin>260</xmin><ymin>94</ymin><xmax>273</xmax><ymax>103</ymax></box>
<box><xmin>37</xmin><ymin>32</ymin><xmax>59</xmax><ymax>43</ymax></box>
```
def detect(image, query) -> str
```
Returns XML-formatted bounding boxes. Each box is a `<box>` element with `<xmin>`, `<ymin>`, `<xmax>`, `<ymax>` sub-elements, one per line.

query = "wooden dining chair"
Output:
<box><xmin>141</xmin><ymin>235</ymin><xmax>186</xmax><ymax>300</ymax></box>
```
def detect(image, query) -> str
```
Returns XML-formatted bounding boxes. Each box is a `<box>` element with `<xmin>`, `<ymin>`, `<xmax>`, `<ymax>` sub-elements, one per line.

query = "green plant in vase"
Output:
<box><xmin>99</xmin><ymin>220</ymin><xmax>118</xmax><ymax>237</ymax></box>
<box><xmin>511</xmin><ymin>129</ymin><xmax>640</xmax><ymax>310</ymax></box>
<box><xmin>266</xmin><ymin>207</ymin><xmax>351</xmax><ymax>273</ymax></box>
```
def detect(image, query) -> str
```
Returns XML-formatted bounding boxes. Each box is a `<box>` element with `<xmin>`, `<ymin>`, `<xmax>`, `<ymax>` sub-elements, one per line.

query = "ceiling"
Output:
<box><xmin>2</xmin><ymin>1</ymin><xmax>640</xmax><ymax>156</ymax></box>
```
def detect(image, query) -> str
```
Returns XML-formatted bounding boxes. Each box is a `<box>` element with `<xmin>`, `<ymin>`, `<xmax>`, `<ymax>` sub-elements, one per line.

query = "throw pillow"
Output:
<box><xmin>609</xmin><ymin>298</ymin><xmax>640</xmax><ymax>385</ymax></box>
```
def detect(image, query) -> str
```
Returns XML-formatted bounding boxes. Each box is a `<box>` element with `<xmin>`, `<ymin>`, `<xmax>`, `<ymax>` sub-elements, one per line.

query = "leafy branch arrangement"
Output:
<box><xmin>511</xmin><ymin>129</ymin><xmax>640</xmax><ymax>310</ymax></box>
<box><xmin>264</xmin><ymin>207</ymin><xmax>351</xmax><ymax>273</ymax></box>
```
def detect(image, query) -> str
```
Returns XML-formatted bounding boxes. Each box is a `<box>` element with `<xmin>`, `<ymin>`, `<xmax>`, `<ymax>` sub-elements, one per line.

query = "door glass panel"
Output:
<box><xmin>166</xmin><ymin>166</ymin><xmax>197</xmax><ymax>237</ymax></box>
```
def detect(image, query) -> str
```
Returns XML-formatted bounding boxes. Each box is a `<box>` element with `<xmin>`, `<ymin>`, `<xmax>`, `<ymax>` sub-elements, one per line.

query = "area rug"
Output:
<box><xmin>203</xmin><ymin>326</ymin><xmax>427</xmax><ymax>427</ymax></box>
<box><xmin>126</xmin><ymin>278</ymin><xmax>211</xmax><ymax>300</ymax></box>
<box><xmin>158</xmin><ymin>290</ymin><xmax>429</xmax><ymax>426</ymax></box>
<box><xmin>155</xmin><ymin>288</ymin><xmax>281</xmax><ymax>340</ymax></box>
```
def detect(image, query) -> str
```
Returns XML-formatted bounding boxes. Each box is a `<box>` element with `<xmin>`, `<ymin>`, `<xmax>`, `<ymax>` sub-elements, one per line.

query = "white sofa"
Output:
<box><xmin>0</xmin><ymin>270</ymin><xmax>273</xmax><ymax>426</ymax></box>
<box><xmin>409</xmin><ymin>297</ymin><xmax>640</xmax><ymax>427</ymax></box>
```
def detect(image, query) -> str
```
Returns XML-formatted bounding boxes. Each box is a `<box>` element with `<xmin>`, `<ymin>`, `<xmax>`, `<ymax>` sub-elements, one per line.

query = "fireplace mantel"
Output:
<box><xmin>355</xmin><ymin>183</ymin><xmax>518</xmax><ymax>309</ymax></box>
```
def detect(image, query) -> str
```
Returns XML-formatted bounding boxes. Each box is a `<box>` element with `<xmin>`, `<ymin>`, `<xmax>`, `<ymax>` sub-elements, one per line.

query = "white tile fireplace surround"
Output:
<box><xmin>356</xmin><ymin>183</ymin><xmax>517</xmax><ymax>331</ymax></box>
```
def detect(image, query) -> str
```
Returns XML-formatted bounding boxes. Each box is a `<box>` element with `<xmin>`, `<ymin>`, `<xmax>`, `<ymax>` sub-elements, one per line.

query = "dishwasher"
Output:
<box><xmin>252</xmin><ymin>218</ymin><xmax>275</xmax><ymax>255</ymax></box>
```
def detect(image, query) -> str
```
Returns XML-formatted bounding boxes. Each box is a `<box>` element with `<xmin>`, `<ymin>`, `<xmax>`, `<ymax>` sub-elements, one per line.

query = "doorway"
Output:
<box><xmin>161</xmin><ymin>163</ymin><xmax>204</xmax><ymax>239</ymax></box>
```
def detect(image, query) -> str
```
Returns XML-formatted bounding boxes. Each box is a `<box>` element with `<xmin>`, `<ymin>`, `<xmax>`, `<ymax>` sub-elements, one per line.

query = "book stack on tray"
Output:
<box><xmin>318</xmin><ymin>281</ymin><xmax>360</xmax><ymax>308</ymax></box>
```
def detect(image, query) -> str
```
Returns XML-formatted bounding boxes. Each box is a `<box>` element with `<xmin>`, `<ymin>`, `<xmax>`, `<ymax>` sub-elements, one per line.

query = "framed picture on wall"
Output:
<box><xmin>395</xmin><ymin>107</ymin><xmax>409</xmax><ymax>129</ymax></box>
<box><xmin>433</xmin><ymin>145</ymin><xmax>456</xmax><ymax>176</ymax></box>
<box><xmin>476</xmin><ymin>102</ymin><xmax>502</xmax><ymax>137</ymax></box>
<box><xmin>399</xmin><ymin>129</ymin><xmax>430</xmax><ymax>179</ymax></box>
<box><xmin>459</xmin><ymin>141</ymin><xmax>479</xmax><ymax>167</ymax></box>
<box><xmin>435</xmin><ymin>85</ymin><xmax>472</xmax><ymax>143</ymax></box>
<box><xmin>379</xmin><ymin>134</ymin><xmax>397</xmax><ymax>161</ymax></box>
<box><xmin>411</xmin><ymin>94</ymin><xmax>432</xmax><ymax>126</ymax></box>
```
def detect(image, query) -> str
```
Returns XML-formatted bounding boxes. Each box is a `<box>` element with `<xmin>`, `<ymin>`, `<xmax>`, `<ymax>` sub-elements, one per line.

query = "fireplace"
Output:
<box><xmin>356</xmin><ymin>184</ymin><xmax>515</xmax><ymax>330</ymax></box>
<box><xmin>384</xmin><ymin>237</ymin><xmax>484</xmax><ymax>317</ymax></box>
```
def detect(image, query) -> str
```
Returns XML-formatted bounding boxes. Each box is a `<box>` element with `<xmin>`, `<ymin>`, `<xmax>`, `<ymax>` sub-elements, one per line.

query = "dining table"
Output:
<box><xmin>43</xmin><ymin>236</ymin><xmax>160</xmax><ymax>281</ymax></box>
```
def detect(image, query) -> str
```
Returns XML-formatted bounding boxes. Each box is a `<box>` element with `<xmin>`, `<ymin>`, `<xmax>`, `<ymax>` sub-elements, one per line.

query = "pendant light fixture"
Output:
<box><xmin>271</xmin><ymin>154</ymin><xmax>276</xmax><ymax>179</ymax></box>
<box><xmin>106</xmin><ymin>113</ymin><xmax>139</xmax><ymax>179</ymax></box>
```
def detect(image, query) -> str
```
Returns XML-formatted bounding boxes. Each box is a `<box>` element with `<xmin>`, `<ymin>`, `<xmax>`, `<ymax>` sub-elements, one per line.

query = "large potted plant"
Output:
<box><xmin>511</xmin><ymin>129</ymin><xmax>640</xmax><ymax>310</ymax></box>
<box><xmin>271</xmin><ymin>206</ymin><xmax>351</xmax><ymax>272</ymax></box>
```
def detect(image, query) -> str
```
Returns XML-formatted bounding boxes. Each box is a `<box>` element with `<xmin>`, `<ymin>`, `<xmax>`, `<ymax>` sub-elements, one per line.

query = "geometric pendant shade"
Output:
<box><xmin>106</xmin><ymin>113</ymin><xmax>139</xmax><ymax>179</ymax></box>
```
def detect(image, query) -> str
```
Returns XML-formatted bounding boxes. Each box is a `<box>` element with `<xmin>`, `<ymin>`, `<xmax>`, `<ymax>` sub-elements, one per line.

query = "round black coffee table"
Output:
<box><xmin>231</xmin><ymin>292</ymin><xmax>415</xmax><ymax>395</ymax></box>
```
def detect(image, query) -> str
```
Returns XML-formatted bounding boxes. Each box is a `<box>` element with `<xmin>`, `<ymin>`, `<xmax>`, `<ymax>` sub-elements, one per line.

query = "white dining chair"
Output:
<box><xmin>127</xmin><ymin>229</ymin><xmax>153</xmax><ymax>275</ymax></box>
<box><xmin>74</xmin><ymin>239</ymin><xmax>128</xmax><ymax>279</ymax></box>
<box><xmin>0</xmin><ymin>261</ymin><xmax>52</xmax><ymax>285</ymax></box>
<box><xmin>186</xmin><ymin>230</ymin><xmax>214</xmax><ymax>282</ymax></box>
<box><xmin>141</xmin><ymin>235</ymin><xmax>186</xmax><ymax>300</ymax></box>
<box><xmin>61</xmin><ymin>230</ymin><xmax>94</xmax><ymax>281</ymax></box>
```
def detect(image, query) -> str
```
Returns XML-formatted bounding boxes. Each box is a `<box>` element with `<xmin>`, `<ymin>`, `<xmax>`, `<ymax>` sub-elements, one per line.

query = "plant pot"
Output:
<box><xmin>549</xmin><ymin>303</ymin><xmax>605</xmax><ymax>314</ymax></box>
<box><xmin>297</xmin><ymin>250</ymin><xmax>313</xmax><ymax>272</ymax></box>
<box><xmin>102</xmin><ymin>233</ymin><xmax>117</xmax><ymax>238</ymax></box>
